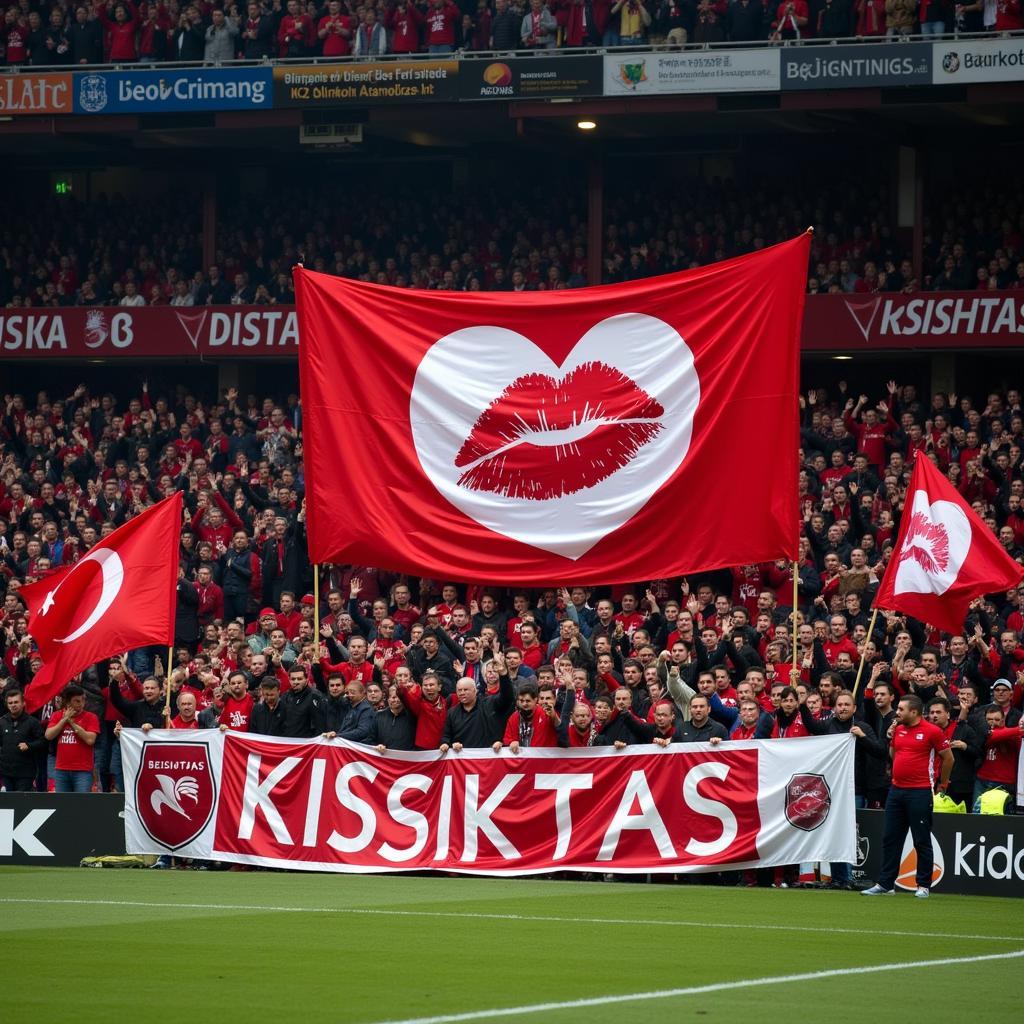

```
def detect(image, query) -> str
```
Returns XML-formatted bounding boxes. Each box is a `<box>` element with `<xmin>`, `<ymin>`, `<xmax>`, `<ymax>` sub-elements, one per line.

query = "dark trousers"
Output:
<box><xmin>2</xmin><ymin>776</ymin><xmax>34</xmax><ymax>791</ymax></box>
<box><xmin>879</xmin><ymin>785</ymin><xmax>933</xmax><ymax>890</ymax></box>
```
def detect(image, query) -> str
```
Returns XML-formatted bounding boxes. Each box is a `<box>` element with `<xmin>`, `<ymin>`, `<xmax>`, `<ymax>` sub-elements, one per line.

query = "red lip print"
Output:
<box><xmin>899</xmin><ymin>511</ymin><xmax>950</xmax><ymax>576</ymax></box>
<box><xmin>454</xmin><ymin>361</ymin><xmax>665</xmax><ymax>500</ymax></box>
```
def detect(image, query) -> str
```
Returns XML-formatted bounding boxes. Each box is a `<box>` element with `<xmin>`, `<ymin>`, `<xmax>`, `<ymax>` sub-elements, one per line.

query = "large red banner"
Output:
<box><xmin>3</xmin><ymin>291</ymin><xmax>1022</xmax><ymax>359</ymax></box>
<box><xmin>120</xmin><ymin>730</ymin><xmax>856</xmax><ymax>874</ymax></box>
<box><xmin>296</xmin><ymin>237</ymin><xmax>808</xmax><ymax>583</ymax></box>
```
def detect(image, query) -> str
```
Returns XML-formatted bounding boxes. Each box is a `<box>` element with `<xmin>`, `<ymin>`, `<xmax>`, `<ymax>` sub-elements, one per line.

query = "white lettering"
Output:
<box><xmin>461</xmin><ymin>773</ymin><xmax>523</xmax><ymax>862</ymax></box>
<box><xmin>597</xmin><ymin>769</ymin><xmax>674</xmax><ymax>862</ymax></box>
<box><xmin>681</xmin><ymin>762</ymin><xmax>738</xmax><ymax>857</ymax></box>
<box><xmin>327</xmin><ymin>761</ymin><xmax>378</xmax><ymax>853</ymax></box>
<box><xmin>237</xmin><ymin>753</ymin><xmax>299</xmax><ymax>844</ymax></box>
<box><xmin>111</xmin><ymin>312</ymin><xmax>133</xmax><ymax>348</ymax></box>
<box><xmin>0</xmin><ymin>808</ymin><xmax>55</xmax><ymax>857</ymax></box>
<box><xmin>434</xmin><ymin>773</ymin><xmax>452</xmax><ymax>860</ymax></box>
<box><xmin>378</xmin><ymin>774</ymin><xmax>432</xmax><ymax>863</ymax></box>
<box><xmin>302</xmin><ymin>757</ymin><xmax>326</xmax><ymax>847</ymax></box>
<box><xmin>534</xmin><ymin>773</ymin><xmax>593</xmax><ymax>861</ymax></box>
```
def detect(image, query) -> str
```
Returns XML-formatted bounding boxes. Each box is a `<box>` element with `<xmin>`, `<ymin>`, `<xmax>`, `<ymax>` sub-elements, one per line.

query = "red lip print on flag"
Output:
<box><xmin>296</xmin><ymin>235</ymin><xmax>810</xmax><ymax>585</ymax></box>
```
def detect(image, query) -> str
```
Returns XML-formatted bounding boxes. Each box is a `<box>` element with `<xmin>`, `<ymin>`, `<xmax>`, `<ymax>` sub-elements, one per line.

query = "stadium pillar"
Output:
<box><xmin>587</xmin><ymin>157</ymin><xmax>603</xmax><ymax>287</ymax></box>
<box><xmin>202</xmin><ymin>172</ymin><xmax>217</xmax><ymax>272</ymax></box>
<box><xmin>930</xmin><ymin>352</ymin><xmax>955</xmax><ymax>399</ymax></box>
<box><xmin>897</xmin><ymin>146</ymin><xmax>924</xmax><ymax>284</ymax></box>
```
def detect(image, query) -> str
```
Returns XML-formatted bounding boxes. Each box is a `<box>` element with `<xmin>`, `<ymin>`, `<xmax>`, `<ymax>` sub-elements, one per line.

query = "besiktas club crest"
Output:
<box><xmin>785</xmin><ymin>773</ymin><xmax>831</xmax><ymax>831</ymax></box>
<box><xmin>135</xmin><ymin>741</ymin><xmax>216</xmax><ymax>850</ymax></box>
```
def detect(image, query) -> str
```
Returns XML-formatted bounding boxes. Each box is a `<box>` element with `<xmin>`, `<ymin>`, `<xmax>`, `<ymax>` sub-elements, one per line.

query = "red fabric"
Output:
<box><xmin>874</xmin><ymin>455</ymin><xmax>1024</xmax><ymax>634</ymax></box>
<box><xmin>501</xmin><ymin>707</ymin><xmax>558</xmax><ymax>746</ymax></box>
<box><xmin>20</xmin><ymin>493</ymin><xmax>183</xmax><ymax>712</ymax></box>
<box><xmin>48</xmin><ymin>710</ymin><xmax>100</xmax><ymax>771</ymax></box>
<box><xmin>891</xmin><ymin>720</ymin><xmax>950</xmax><ymax>788</ymax></box>
<box><xmin>398</xmin><ymin>683</ymin><xmax>447</xmax><ymax>748</ymax></box>
<box><xmin>296</xmin><ymin>237</ymin><xmax>808</xmax><ymax>584</ymax></box>
<box><xmin>219</xmin><ymin>694</ymin><xmax>255</xmax><ymax>731</ymax></box>
<box><xmin>977</xmin><ymin>726</ymin><xmax>1022</xmax><ymax>785</ymax></box>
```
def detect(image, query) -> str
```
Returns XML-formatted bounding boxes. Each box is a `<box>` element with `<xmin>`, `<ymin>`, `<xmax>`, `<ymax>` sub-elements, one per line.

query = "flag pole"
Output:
<box><xmin>791</xmin><ymin>561</ymin><xmax>799</xmax><ymax>685</ymax></box>
<box><xmin>851</xmin><ymin>605</ymin><xmax>880</xmax><ymax>702</ymax></box>
<box><xmin>164</xmin><ymin>644</ymin><xmax>173</xmax><ymax>724</ymax></box>
<box><xmin>314</xmin><ymin>564</ymin><xmax>321</xmax><ymax>661</ymax></box>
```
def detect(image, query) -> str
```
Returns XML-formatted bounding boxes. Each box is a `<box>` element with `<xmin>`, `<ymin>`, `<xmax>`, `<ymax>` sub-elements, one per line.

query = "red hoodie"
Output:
<box><xmin>398</xmin><ymin>683</ymin><xmax>447</xmax><ymax>749</ymax></box>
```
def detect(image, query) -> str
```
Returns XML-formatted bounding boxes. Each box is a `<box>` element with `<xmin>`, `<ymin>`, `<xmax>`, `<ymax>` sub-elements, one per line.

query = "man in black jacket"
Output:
<box><xmin>440</xmin><ymin>671</ymin><xmax>513</xmax><ymax>751</ymax></box>
<box><xmin>1</xmin><ymin>689</ymin><xmax>46</xmax><ymax>790</ymax></box>
<box><xmin>172</xmin><ymin>6</ymin><xmax>206</xmax><ymax>60</ymax></box>
<box><xmin>928</xmin><ymin>695</ymin><xmax>983</xmax><ymax>811</ymax></box>
<box><xmin>678</xmin><ymin>695</ymin><xmax>729</xmax><ymax>743</ymax></box>
<box><xmin>109</xmin><ymin>674</ymin><xmax>171</xmax><ymax>730</ymax></box>
<box><xmin>593</xmin><ymin>690</ymin><xmax>650</xmax><ymax>747</ymax></box>
<box><xmin>69</xmin><ymin>6</ymin><xmax>103</xmax><ymax>64</ymax></box>
<box><xmin>241</xmin><ymin>0</ymin><xmax>275</xmax><ymax>57</ymax></box>
<box><xmin>490</xmin><ymin>0</ymin><xmax>520</xmax><ymax>46</ymax></box>
<box><xmin>370</xmin><ymin>687</ymin><xmax>417</xmax><ymax>751</ymax></box>
<box><xmin>317</xmin><ymin>673</ymin><xmax>350</xmax><ymax>734</ymax></box>
<box><xmin>280</xmin><ymin>666</ymin><xmax>321</xmax><ymax>738</ymax></box>
<box><xmin>219</xmin><ymin>530</ymin><xmax>258</xmax><ymax>623</ymax></box>
<box><xmin>250</xmin><ymin>678</ymin><xmax>287</xmax><ymax>736</ymax></box>
<box><xmin>175</xmin><ymin>569</ymin><xmax>200</xmax><ymax>654</ymax></box>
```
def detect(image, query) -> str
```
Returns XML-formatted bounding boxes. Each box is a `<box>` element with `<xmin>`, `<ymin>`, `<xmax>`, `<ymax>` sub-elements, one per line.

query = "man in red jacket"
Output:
<box><xmin>843</xmin><ymin>395</ymin><xmax>896</xmax><ymax>471</ymax></box>
<box><xmin>277</xmin><ymin>0</ymin><xmax>312</xmax><ymax>57</ymax></box>
<box><xmin>495</xmin><ymin>680</ymin><xmax>558</xmax><ymax>752</ymax></box>
<box><xmin>318</xmin><ymin>0</ymin><xmax>354</xmax><ymax>55</ymax></box>
<box><xmin>424</xmin><ymin>0</ymin><xmax>458</xmax><ymax>51</ymax></box>
<box><xmin>386</xmin><ymin>0</ymin><xmax>423</xmax><ymax>51</ymax></box>
<box><xmin>397</xmin><ymin>669</ymin><xmax>448</xmax><ymax>749</ymax></box>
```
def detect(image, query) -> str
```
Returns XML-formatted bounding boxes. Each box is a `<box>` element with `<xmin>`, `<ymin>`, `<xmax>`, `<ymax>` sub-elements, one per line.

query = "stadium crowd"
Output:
<box><xmin>3</xmin><ymin>0</ymin><xmax>1020</xmax><ymax>67</ymax></box>
<box><xmin>0</xmin><ymin>373</ymin><xmax>1021</xmax><ymax>848</ymax></box>
<box><xmin>2</xmin><ymin>177</ymin><xmax>1023</xmax><ymax>308</ymax></box>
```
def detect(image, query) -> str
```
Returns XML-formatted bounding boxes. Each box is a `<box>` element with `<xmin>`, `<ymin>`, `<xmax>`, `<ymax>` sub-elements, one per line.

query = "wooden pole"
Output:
<box><xmin>314</xmin><ymin>563</ymin><xmax>321</xmax><ymax>662</ymax></box>
<box><xmin>164</xmin><ymin>644</ymin><xmax>173</xmax><ymax>725</ymax></box>
<box><xmin>851</xmin><ymin>606</ymin><xmax>880</xmax><ymax>702</ymax></box>
<box><xmin>791</xmin><ymin>561</ymin><xmax>800</xmax><ymax>685</ymax></box>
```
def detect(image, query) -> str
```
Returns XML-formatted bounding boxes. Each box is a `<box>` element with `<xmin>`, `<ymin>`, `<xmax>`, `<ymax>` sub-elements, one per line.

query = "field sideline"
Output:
<box><xmin>3</xmin><ymin>868</ymin><xmax>1022</xmax><ymax>1023</ymax></box>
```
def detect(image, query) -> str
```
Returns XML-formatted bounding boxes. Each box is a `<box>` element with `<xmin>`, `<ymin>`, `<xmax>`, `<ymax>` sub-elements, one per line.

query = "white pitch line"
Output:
<box><xmin>360</xmin><ymin>950</ymin><xmax>1024</xmax><ymax>1024</ymax></box>
<box><xmin>1</xmin><ymin>897</ymin><xmax>1022</xmax><ymax>944</ymax></box>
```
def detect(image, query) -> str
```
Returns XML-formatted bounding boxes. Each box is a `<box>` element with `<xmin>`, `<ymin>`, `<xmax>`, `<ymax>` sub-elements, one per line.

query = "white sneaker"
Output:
<box><xmin>914</xmin><ymin>887</ymin><xmax>929</xmax><ymax>899</ymax></box>
<box><xmin>861</xmin><ymin>884</ymin><xmax>894</xmax><ymax>896</ymax></box>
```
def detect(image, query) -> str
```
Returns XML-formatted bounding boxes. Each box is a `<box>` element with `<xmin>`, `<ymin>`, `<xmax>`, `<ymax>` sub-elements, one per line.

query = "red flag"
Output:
<box><xmin>296</xmin><ymin>235</ymin><xmax>809</xmax><ymax>584</ymax></box>
<box><xmin>20</xmin><ymin>493</ymin><xmax>183</xmax><ymax>710</ymax></box>
<box><xmin>874</xmin><ymin>455</ymin><xmax>1024</xmax><ymax>634</ymax></box>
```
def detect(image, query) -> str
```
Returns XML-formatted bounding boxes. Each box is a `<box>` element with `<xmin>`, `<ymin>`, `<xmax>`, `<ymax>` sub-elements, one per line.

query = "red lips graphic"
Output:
<box><xmin>899</xmin><ymin>511</ymin><xmax>950</xmax><ymax>576</ymax></box>
<box><xmin>454</xmin><ymin>361</ymin><xmax>664</xmax><ymax>500</ymax></box>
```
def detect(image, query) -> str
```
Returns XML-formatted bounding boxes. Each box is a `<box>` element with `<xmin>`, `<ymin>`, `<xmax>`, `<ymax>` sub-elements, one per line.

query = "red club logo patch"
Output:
<box><xmin>785</xmin><ymin>773</ymin><xmax>831</xmax><ymax>831</ymax></box>
<box><xmin>134</xmin><ymin>741</ymin><xmax>216</xmax><ymax>851</ymax></box>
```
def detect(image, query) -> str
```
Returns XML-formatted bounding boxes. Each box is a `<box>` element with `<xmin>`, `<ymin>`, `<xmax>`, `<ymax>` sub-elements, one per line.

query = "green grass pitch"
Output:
<box><xmin>3</xmin><ymin>868</ymin><xmax>1022</xmax><ymax>1024</ymax></box>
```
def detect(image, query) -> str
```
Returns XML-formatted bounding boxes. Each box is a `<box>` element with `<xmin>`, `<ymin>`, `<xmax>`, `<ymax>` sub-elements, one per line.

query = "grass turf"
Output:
<box><xmin>2</xmin><ymin>868</ymin><xmax>1022</xmax><ymax>1024</ymax></box>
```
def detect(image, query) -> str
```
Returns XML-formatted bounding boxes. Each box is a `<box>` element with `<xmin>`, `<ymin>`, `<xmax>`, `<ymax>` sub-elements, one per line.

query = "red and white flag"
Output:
<box><xmin>874</xmin><ymin>455</ymin><xmax>1024</xmax><ymax>634</ymax></box>
<box><xmin>296</xmin><ymin>235</ymin><xmax>809</xmax><ymax>584</ymax></box>
<box><xmin>20</xmin><ymin>492</ymin><xmax>183</xmax><ymax>710</ymax></box>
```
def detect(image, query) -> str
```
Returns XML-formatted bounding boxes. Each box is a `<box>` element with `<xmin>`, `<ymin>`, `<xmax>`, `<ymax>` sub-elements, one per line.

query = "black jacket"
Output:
<box><xmin>69</xmin><ymin>19</ymin><xmax>103</xmax><ymax>63</ymax></box>
<box><xmin>943</xmin><ymin>717</ymin><xmax>985</xmax><ymax>793</ymax></box>
<box><xmin>338</xmin><ymin>699</ymin><xmax>375</xmax><ymax>743</ymax></box>
<box><xmin>490</xmin><ymin>10</ymin><xmax>520</xmax><ymax>47</ymax></box>
<box><xmin>369</xmin><ymin>707</ymin><xmax>417</xmax><ymax>751</ymax></box>
<box><xmin>441</xmin><ymin>673</ymin><xmax>514</xmax><ymax>748</ymax></box>
<box><xmin>317</xmin><ymin>694</ymin><xmax>350</xmax><ymax>733</ymax></box>
<box><xmin>175</xmin><ymin>578</ymin><xmax>200</xmax><ymax>645</ymax></box>
<box><xmin>678</xmin><ymin>717</ymin><xmax>729</xmax><ymax>743</ymax></box>
<box><xmin>172</xmin><ymin>22</ymin><xmax>206</xmax><ymax>61</ymax></box>
<box><xmin>593</xmin><ymin>710</ymin><xmax>649</xmax><ymax>746</ymax></box>
<box><xmin>109</xmin><ymin>683</ymin><xmax>171</xmax><ymax>730</ymax></box>
<box><xmin>823</xmin><ymin>715</ymin><xmax>888</xmax><ymax>793</ymax></box>
<box><xmin>0</xmin><ymin>711</ymin><xmax>46</xmax><ymax>778</ymax></box>
<box><xmin>279</xmin><ymin>685</ymin><xmax>321</xmax><ymax>738</ymax></box>
<box><xmin>220</xmin><ymin>546</ymin><xmax>257</xmax><ymax>597</ymax></box>
<box><xmin>241</xmin><ymin>14</ymin><xmax>275</xmax><ymax>57</ymax></box>
<box><xmin>250</xmin><ymin>700</ymin><xmax>287</xmax><ymax>737</ymax></box>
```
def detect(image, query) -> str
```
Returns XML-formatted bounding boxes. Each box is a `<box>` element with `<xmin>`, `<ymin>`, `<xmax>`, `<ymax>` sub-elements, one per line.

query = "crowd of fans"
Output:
<box><xmin>0</xmin><ymin>376</ymin><xmax>1021</xmax><ymax>855</ymax></box>
<box><xmin>3</xmin><ymin>177</ymin><xmax>1023</xmax><ymax>308</ymax></box>
<box><xmin>3</xmin><ymin>0</ymin><xmax>1020</xmax><ymax>67</ymax></box>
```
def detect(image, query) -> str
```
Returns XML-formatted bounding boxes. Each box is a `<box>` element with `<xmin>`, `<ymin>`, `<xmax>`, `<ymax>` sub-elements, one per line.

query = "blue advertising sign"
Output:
<box><xmin>73</xmin><ymin>67</ymin><xmax>272</xmax><ymax>114</ymax></box>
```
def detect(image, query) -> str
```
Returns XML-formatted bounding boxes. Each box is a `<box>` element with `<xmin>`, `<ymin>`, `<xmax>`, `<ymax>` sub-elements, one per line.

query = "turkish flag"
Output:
<box><xmin>20</xmin><ymin>493</ymin><xmax>183</xmax><ymax>711</ymax></box>
<box><xmin>874</xmin><ymin>455</ymin><xmax>1024</xmax><ymax>634</ymax></box>
<box><xmin>296</xmin><ymin>235</ymin><xmax>809</xmax><ymax>584</ymax></box>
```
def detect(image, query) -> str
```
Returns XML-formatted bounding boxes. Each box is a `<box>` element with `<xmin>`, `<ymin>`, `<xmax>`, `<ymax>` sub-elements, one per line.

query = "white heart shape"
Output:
<box><xmin>409</xmin><ymin>313</ymin><xmax>700</xmax><ymax>560</ymax></box>
<box><xmin>893</xmin><ymin>490</ymin><xmax>971</xmax><ymax>596</ymax></box>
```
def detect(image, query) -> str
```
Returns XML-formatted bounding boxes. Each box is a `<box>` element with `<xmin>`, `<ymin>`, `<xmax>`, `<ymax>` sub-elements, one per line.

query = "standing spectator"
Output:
<box><xmin>440</xmin><ymin>673</ymin><xmax>515</xmax><ymax>751</ymax></box>
<box><xmin>995</xmin><ymin>0</ymin><xmax>1022</xmax><ymax>28</ymax></box>
<box><xmin>556</xmin><ymin>0</ymin><xmax>594</xmax><ymax>44</ymax></box>
<box><xmin>854</xmin><ymin>0</ymin><xmax>886</xmax><ymax>30</ymax></box>
<box><xmin>241</xmin><ymin>1</ymin><xmax>275</xmax><ymax>57</ymax></box>
<box><xmin>1</xmin><ymin>688</ymin><xmax>46</xmax><ymax>791</ymax></box>
<box><xmin>692</xmin><ymin>0</ymin><xmax>725</xmax><ymax>40</ymax></box>
<box><xmin>490</xmin><ymin>0</ymin><xmax>521</xmax><ymax>44</ymax></box>
<box><xmin>3</xmin><ymin>8</ymin><xmax>30</xmax><ymax>65</ymax></box>
<box><xmin>884</xmin><ymin>0</ymin><xmax>914</xmax><ymax>34</ymax></box>
<box><xmin>425</xmin><ymin>0</ymin><xmax>460</xmax><ymax>52</ymax></box>
<box><xmin>863</xmin><ymin>695</ymin><xmax>953</xmax><ymax>898</ymax></box>
<box><xmin>318</xmin><ymin>0</ymin><xmax>355</xmax><ymax>56</ymax></box>
<box><xmin>818</xmin><ymin>0</ymin><xmax>852</xmax><ymax>35</ymax></box>
<box><xmin>918</xmin><ymin>0</ymin><xmax>947</xmax><ymax>33</ymax></box>
<box><xmin>656</xmin><ymin>0</ymin><xmax>693</xmax><ymax>43</ymax></box>
<box><xmin>172</xmin><ymin>5</ymin><xmax>206</xmax><ymax>59</ymax></box>
<box><xmin>727</xmin><ymin>0</ymin><xmax>767</xmax><ymax>37</ymax></box>
<box><xmin>353</xmin><ymin>7</ymin><xmax>387</xmax><ymax>53</ymax></box>
<box><xmin>386</xmin><ymin>0</ymin><xmax>423</xmax><ymax>52</ymax></box>
<box><xmin>277</xmin><ymin>0</ymin><xmax>313</xmax><ymax>57</ymax></box>
<box><xmin>44</xmin><ymin>685</ymin><xmax>99</xmax><ymax>794</ymax></box>
<box><xmin>138</xmin><ymin>1</ymin><xmax>169</xmax><ymax>62</ymax></box>
<box><xmin>97</xmin><ymin>1</ymin><xmax>141</xmax><ymax>62</ymax></box>
<box><xmin>610</xmin><ymin>0</ymin><xmax>652</xmax><ymax>41</ymax></box>
<box><xmin>70</xmin><ymin>6</ymin><xmax>104</xmax><ymax>63</ymax></box>
<box><xmin>38</xmin><ymin>8</ymin><xmax>73</xmax><ymax>65</ymax></box>
<box><xmin>770</xmin><ymin>0</ymin><xmax>807</xmax><ymax>35</ymax></box>
<box><xmin>204</xmin><ymin>7</ymin><xmax>239</xmax><ymax>60</ymax></box>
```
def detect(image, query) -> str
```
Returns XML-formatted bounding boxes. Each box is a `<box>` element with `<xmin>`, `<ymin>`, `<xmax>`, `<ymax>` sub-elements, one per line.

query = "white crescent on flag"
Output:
<box><xmin>41</xmin><ymin>547</ymin><xmax>126</xmax><ymax>644</ymax></box>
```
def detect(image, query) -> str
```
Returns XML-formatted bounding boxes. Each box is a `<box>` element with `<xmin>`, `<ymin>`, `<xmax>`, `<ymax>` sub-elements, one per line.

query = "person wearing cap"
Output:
<box><xmin>247</xmin><ymin>608</ymin><xmax>280</xmax><ymax>653</ymax></box>
<box><xmin>989</xmin><ymin>678</ymin><xmax>1021</xmax><ymax>727</ymax></box>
